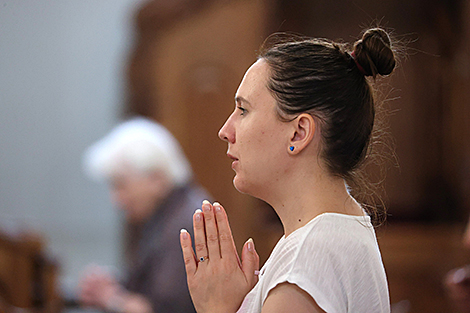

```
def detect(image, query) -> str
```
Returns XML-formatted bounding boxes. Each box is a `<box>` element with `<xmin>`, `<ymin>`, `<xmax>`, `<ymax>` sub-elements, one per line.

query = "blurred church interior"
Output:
<box><xmin>1</xmin><ymin>0</ymin><xmax>470</xmax><ymax>312</ymax></box>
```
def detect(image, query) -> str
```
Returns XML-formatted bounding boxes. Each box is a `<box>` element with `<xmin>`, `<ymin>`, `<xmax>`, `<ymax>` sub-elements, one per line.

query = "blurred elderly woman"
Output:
<box><xmin>79</xmin><ymin>117</ymin><xmax>209</xmax><ymax>313</ymax></box>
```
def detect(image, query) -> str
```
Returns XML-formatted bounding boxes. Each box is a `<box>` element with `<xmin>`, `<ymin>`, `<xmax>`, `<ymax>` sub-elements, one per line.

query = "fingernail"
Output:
<box><xmin>254</xmin><ymin>270</ymin><xmax>260</xmax><ymax>276</ymax></box>
<box><xmin>247</xmin><ymin>238</ymin><xmax>254</xmax><ymax>252</ymax></box>
<box><xmin>213</xmin><ymin>202</ymin><xmax>221</xmax><ymax>212</ymax></box>
<box><xmin>180</xmin><ymin>229</ymin><xmax>188</xmax><ymax>239</ymax></box>
<box><xmin>203</xmin><ymin>202</ymin><xmax>211</xmax><ymax>212</ymax></box>
<box><xmin>195</xmin><ymin>209</ymin><xmax>202</xmax><ymax>221</ymax></box>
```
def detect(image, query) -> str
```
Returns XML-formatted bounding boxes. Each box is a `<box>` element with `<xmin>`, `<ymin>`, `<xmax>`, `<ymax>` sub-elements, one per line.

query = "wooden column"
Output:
<box><xmin>126</xmin><ymin>0</ymin><xmax>282</xmax><ymax>262</ymax></box>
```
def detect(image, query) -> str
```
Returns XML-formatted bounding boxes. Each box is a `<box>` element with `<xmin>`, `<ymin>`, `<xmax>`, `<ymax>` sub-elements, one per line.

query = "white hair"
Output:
<box><xmin>83</xmin><ymin>117</ymin><xmax>192</xmax><ymax>186</ymax></box>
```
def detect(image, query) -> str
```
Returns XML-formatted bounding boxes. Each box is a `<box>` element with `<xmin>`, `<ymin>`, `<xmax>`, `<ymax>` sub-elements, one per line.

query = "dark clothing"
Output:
<box><xmin>124</xmin><ymin>183</ymin><xmax>208</xmax><ymax>313</ymax></box>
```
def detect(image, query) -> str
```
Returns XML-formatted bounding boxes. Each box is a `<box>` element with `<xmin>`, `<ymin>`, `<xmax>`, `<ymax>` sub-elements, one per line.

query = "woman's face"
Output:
<box><xmin>109</xmin><ymin>167</ymin><xmax>163</xmax><ymax>224</ymax></box>
<box><xmin>218</xmin><ymin>59</ymin><xmax>291</xmax><ymax>198</ymax></box>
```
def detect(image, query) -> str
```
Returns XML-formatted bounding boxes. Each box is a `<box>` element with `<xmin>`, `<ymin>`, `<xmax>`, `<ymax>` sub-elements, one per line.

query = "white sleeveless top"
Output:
<box><xmin>237</xmin><ymin>213</ymin><xmax>390</xmax><ymax>313</ymax></box>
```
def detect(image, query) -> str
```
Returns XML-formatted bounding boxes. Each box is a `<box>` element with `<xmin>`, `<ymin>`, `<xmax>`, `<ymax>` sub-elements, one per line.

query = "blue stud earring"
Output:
<box><xmin>289</xmin><ymin>146</ymin><xmax>294</xmax><ymax>151</ymax></box>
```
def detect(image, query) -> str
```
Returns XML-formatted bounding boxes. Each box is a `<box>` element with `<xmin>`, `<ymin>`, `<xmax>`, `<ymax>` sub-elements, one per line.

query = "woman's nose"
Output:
<box><xmin>218</xmin><ymin>115</ymin><xmax>235</xmax><ymax>143</ymax></box>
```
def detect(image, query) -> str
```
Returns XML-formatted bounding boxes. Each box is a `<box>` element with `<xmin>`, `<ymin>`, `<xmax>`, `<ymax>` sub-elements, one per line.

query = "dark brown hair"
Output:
<box><xmin>259</xmin><ymin>28</ymin><xmax>396</xmax><ymax>221</ymax></box>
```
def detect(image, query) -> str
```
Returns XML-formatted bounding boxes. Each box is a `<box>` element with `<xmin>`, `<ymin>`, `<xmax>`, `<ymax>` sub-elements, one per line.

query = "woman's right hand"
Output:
<box><xmin>180</xmin><ymin>200</ymin><xmax>259</xmax><ymax>313</ymax></box>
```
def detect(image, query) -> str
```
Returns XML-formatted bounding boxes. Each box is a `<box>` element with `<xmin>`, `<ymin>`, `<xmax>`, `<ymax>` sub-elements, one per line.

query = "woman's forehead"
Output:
<box><xmin>235</xmin><ymin>59</ymin><xmax>270</xmax><ymax>101</ymax></box>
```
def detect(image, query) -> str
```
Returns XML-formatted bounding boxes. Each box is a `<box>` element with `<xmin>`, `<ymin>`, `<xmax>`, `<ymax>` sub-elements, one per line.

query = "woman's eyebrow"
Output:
<box><xmin>235</xmin><ymin>96</ymin><xmax>250</xmax><ymax>105</ymax></box>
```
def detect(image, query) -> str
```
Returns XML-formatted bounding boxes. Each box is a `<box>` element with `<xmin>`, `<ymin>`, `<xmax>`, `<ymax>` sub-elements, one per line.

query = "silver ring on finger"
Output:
<box><xmin>199</xmin><ymin>255</ymin><xmax>209</xmax><ymax>263</ymax></box>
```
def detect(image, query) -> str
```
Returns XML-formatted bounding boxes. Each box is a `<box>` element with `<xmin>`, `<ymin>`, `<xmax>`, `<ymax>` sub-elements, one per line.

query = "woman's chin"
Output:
<box><xmin>233</xmin><ymin>175</ymin><xmax>255</xmax><ymax>196</ymax></box>
<box><xmin>233</xmin><ymin>175</ymin><xmax>248</xmax><ymax>194</ymax></box>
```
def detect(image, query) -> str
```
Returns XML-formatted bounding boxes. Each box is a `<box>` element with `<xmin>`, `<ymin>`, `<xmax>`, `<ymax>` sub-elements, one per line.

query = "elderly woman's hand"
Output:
<box><xmin>78</xmin><ymin>265</ymin><xmax>120</xmax><ymax>308</ymax></box>
<box><xmin>180</xmin><ymin>200</ymin><xmax>259</xmax><ymax>313</ymax></box>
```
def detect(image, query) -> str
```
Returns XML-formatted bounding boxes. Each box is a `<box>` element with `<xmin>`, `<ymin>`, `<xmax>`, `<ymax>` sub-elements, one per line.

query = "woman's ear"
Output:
<box><xmin>288</xmin><ymin>113</ymin><xmax>315</xmax><ymax>154</ymax></box>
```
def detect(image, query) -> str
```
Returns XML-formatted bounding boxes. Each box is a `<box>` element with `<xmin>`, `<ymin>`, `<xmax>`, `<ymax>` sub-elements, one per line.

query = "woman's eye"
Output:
<box><xmin>237</xmin><ymin>106</ymin><xmax>247</xmax><ymax>115</ymax></box>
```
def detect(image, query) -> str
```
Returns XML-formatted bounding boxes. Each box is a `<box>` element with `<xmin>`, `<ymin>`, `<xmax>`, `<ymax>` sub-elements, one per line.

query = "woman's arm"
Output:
<box><xmin>180</xmin><ymin>200</ymin><xmax>259</xmax><ymax>313</ymax></box>
<box><xmin>261</xmin><ymin>283</ymin><xmax>326</xmax><ymax>313</ymax></box>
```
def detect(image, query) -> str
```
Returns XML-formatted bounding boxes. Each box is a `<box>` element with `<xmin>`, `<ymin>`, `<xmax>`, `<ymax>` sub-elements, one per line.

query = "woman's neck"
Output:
<box><xmin>267</xmin><ymin>169</ymin><xmax>364</xmax><ymax>237</ymax></box>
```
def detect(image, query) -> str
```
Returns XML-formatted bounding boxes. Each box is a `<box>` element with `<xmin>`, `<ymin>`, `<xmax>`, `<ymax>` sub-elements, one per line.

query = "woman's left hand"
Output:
<box><xmin>180</xmin><ymin>200</ymin><xmax>259</xmax><ymax>313</ymax></box>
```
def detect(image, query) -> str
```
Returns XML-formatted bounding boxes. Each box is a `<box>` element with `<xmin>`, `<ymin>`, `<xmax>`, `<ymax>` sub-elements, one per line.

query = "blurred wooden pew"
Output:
<box><xmin>378</xmin><ymin>223</ymin><xmax>470</xmax><ymax>313</ymax></box>
<box><xmin>0</xmin><ymin>226</ymin><xmax>62</xmax><ymax>313</ymax></box>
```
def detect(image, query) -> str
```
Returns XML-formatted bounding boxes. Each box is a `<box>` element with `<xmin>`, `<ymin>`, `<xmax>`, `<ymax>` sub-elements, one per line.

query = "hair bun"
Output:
<box><xmin>353</xmin><ymin>28</ymin><xmax>396</xmax><ymax>78</ymax></box>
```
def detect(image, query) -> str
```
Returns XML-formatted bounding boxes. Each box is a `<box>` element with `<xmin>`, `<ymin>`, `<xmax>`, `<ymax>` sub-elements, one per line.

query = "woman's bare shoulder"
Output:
<box><xmin>261</xmin><ymin>282</ymin><xmax>326</xmax><ymax>313</ymax></box>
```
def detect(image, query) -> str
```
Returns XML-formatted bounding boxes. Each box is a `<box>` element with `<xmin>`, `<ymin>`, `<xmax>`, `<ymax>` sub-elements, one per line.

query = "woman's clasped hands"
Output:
<box><xmin>180</xmin><ymin>200</ymin><xmax>260</xmax><ymax>313</ymax></box>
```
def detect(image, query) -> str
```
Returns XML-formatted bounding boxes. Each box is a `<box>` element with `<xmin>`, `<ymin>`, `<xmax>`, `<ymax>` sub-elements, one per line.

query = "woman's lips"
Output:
<box><xmin>227</xmin><ymin>154</ymin><xmax>238</xmax><ymax>169</ymax></box>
